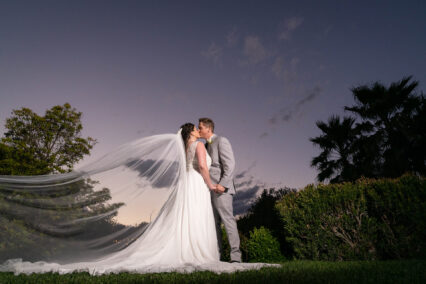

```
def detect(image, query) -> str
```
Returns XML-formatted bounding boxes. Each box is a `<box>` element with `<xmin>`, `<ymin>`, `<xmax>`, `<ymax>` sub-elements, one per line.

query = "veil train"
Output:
<box><xmin>0</xmin><ymin>130</ymin><xmax>281</xmax><ymax>274</ymax></box>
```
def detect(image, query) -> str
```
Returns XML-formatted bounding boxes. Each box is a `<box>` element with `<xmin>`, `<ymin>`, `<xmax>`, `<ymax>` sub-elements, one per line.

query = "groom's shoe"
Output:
<box><xmin>230</xmin><ymin>260</ymin><xmax>241</xmax><ymax>263</ymax></box>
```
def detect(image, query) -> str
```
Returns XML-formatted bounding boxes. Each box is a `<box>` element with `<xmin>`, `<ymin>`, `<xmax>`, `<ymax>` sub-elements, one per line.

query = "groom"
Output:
<box><xmin>198</xmin><ymin>117</ymin><xmax>242</xmax><ymax>263</ymax></box>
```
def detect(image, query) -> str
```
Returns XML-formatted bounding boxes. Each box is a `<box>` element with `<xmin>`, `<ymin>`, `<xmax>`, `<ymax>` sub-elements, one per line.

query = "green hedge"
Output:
<box><xmin>246</xmin><ymin>227</ymin><xmax>284</xmax><ymax>262</ymax></box>
<box><xmin>220</xmin><ymin>225</ymin><xmax>283</xmax><ymax>263</ymax></box>
<box><xmin>275</xmin><ymin>174</ymin><xmax>426</xmax><ymax>261</ymax></box>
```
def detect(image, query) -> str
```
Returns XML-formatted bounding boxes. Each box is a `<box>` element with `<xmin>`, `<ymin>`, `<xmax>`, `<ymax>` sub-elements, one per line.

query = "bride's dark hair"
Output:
<box><xmin>179</xmin><ymin>123</ymin><xmax>195</xmax><ymax>150</ymax></box>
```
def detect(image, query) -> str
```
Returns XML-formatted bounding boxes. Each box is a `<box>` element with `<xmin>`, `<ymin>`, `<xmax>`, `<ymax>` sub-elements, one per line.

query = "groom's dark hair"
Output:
<box><xmin>199</xmin><ymin>118</ymin><xmax>215</xmax><ymax>132</ymax></box>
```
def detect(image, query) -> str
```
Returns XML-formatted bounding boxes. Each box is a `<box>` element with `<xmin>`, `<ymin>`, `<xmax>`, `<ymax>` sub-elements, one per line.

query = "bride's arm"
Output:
<box><xmin>196</xmin><ymin>142</ymin><xmax>216</xmax><ymax>191</ymax></box>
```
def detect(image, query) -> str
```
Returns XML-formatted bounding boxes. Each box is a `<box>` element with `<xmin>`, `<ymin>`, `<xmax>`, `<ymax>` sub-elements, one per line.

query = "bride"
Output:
<box><xmin>0</xmin><ymin>123</ymin><xmax>280</xmax><ymax>275</ymax></box>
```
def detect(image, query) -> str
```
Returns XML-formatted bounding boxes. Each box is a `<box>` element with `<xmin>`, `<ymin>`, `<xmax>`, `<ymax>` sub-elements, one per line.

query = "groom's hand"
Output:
<box><xmin>209</xmin><ymin>184</ymin><xmax>217</xmax><ymax>191</ymax></box>
<box><xmin>216</xmin><ymin>184</ymin><xmax>225</xmax><ymax>193</ymax></box>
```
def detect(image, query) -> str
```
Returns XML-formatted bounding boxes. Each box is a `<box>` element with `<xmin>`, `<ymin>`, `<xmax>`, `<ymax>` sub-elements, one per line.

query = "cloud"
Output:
<box><xmin>271</xmin><ymin>56</ymin><xmax>285</xmax><ymax>78</ymax></box>
<box><xmin>315</xmin><ymin>25</ymin><xmax>333</xmax><ymax>40</ymax></box>
<box><xmin>271</xmin><ymin>56</ymin><xmax>300</xmax><ymax>84</ymax></box>
<box><xmin>259</xmin><ymin>132</ymin><xmax>268</xmax><ymax>139</ymax></box>
<box><xmin>226</xmin><ymin>27</ymin><xmax>239</xmax><ymax>47</ymax></box>
<box><xmin>232</xmin><ymin>163</ymin><xmax>298</xmax><ymax>215</ymax></box>
<box><xmin>234</xmin><ymin>185</ymin><xmax>298</xmax><ymax>216</ymax></box>
<box><xmin>232</xmin><ymin>162</ymin><xmax>264</xmax><ymax>215</ymax></box>
<box><xmin>290</xmin><ymin>57</ymin><xmax>300</xmax><ymax>67</ymax></box>
<box><xmin>278</xmin><ymin>17</ymin><xmax>304</xmax><ymax>40</ymax></box>
<box><xmin>243</xmin><ymin>35</ymin><xmax>268</xmax><ymax>65</ymax></box>
<box><xmin>233</xmin><ymin>184</ymin><xmax>262</xmax><ymax>215</ymax></box>
<box><xmin>295</xmin><ymin>86</ymin><xmax>321</xmax><ymax>107</ymax></box>
<box><xmin>269</xmin><ymin>86</ymin><xmax>322</xmax><ymax>125</ymax></box>
<box><xmin>235</xmin><ymin>161</ymin><xmax>257</xmax><ymax>179</ymax></box>
<box><xmin>201</xmin><ymin>42</ymin><xmax>223</xmax><ymax>65</ymax></box>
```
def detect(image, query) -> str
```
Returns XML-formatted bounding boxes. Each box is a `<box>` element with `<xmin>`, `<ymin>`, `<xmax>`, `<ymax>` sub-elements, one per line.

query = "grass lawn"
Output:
<box><xmin>0</xmin><ymin>259</ymin><xmax>425</xmax><ymax>283</ymax></box>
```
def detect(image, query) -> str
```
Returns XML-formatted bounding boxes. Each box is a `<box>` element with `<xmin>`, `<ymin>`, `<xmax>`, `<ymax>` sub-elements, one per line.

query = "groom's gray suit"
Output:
<box><xmin>206</xmin><ymin>133</ymin><xmax>242</xmax><ymax>262</ymax></box>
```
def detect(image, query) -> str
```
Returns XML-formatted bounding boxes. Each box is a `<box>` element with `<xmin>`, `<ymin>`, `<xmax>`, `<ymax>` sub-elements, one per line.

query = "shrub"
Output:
<box><xmin>237</xmin><ymin>188</ymin><xmax>295</xmax><ymax>257</ymax></box>
<box><xmin>275</xmin><ymin>174</ymin><xmax>426</xmax><ymax>261</ymax></box>
<box><xmin>246</xmin><ymin>227</ymin><xmax>284</xmax><ymax>263</ymax></box>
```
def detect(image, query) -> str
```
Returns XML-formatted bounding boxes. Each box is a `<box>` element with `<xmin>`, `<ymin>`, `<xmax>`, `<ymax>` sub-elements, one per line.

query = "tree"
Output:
<box><xmin>0</xmin><ymin>103</ymin><xmax>128</xmax><ymax>262</ymax></box>
<box><xmin>310</xmin><ymin>116</ymin><xmax>361</xmax><ymax>183</ymax></box>
<box><xmin>1</xmin><ymin>103</ymin><xmax>97</xmax><ymax>175</ymax></box>
<box><xmin>346</xmin><ymin>76</ymin><xmax>426</xmax><ymax>178</ymax></box>
<box><xmin>0</xmin><ymin>176</ymin><xmax>127</xmax><ymax>262</ymax></box>
<box><xmin>310</xmin><ymin>76</ymin><xmax>426</xmax><ymax>183</ymax></box>
<box><xmin>237</xmin><ymin>188</ymin><xmax>296</xmax><ymax>257</ymax></box>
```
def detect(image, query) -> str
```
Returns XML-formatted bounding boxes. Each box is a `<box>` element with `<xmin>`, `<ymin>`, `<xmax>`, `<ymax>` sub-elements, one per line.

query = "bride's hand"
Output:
<box><xmin>216</xmin><ymin>184</ymin><xmax>225</xmax><ymax>193</ymax></box>
<box><xmin>208</xmin><ymin>184</ymin><xmax>217</xmax><ymax>191</ymax></box>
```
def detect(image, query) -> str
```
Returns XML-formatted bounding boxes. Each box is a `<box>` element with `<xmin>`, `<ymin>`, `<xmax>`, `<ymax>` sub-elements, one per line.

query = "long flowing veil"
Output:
<box><xmin>0</xmin><ymin>130</ymin><xmax>186</xmax><ymax>265</ymax></box>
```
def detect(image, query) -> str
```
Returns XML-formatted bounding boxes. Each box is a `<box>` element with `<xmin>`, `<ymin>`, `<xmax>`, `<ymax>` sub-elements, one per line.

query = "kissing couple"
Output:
<box><xmin>0</xmin><ymin>118</ymin><xmax>280</xmax><ymax>274</ymax></box>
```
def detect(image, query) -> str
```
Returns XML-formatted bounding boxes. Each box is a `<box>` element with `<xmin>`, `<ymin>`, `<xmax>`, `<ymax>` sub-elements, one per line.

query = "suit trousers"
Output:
<box><xmin>211</xmin><ymin>191</ymin><xmax>242</xmax><ymax>262</ymax></box>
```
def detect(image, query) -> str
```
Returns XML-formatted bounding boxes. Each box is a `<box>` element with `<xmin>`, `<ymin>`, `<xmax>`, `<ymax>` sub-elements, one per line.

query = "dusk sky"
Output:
<box><xmin>1</xmin><ymin>1</ymin><xmax>425</xmax><ymax>222</ymax></box>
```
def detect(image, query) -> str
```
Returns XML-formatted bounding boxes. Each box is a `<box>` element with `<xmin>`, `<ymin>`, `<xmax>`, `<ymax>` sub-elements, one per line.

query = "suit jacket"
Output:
<box><xmin>206</xmin><ymin>134</ymin><xmax>236</xmax><ymax>195</ymax></box>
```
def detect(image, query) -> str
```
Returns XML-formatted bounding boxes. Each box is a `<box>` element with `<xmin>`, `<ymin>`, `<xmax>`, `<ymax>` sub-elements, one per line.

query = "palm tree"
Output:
<box><xmin>345</xmin><ymin>76</ymin><xmax>425</xmax><ymax>177</ymax></box>
<box><xmin>311</xmin><ymin>76</ymin><xmax>425</xmax><ymax>183</ymax></box>
<box><xmin>310</xmin><ymin>115</ymin><xmax>360</xmax><ymax>183</ymax></box>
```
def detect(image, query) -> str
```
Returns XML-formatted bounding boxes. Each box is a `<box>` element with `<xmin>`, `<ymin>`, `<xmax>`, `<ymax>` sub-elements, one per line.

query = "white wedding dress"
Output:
<box><xmin>1</xmin><ymin>140</ymin><xmax>280</xmax><ymax>275</ymax></box>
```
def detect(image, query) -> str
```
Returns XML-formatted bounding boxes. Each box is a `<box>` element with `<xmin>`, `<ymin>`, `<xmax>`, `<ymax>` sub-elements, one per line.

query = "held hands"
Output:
<box><xmin>208</xmin><ymin>184</ymin><xmax>217</xmax><ymax>192</ymax></box>
<box><xmin>208</xmin><ymin>184</ymin><xmax>226</xmax><ymax>193</ymax></box>
<box><xmin>215</xmin><ymin>184</ymin><xmax>226</xmax><ymax>193</ymax></box>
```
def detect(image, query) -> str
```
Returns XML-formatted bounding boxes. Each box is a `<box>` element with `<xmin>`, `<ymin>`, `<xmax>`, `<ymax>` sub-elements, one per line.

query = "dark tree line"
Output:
<box><xmin>310</xmin><ymin>76</ymin><xmax>425</xmax><ymax>183</ymax></box>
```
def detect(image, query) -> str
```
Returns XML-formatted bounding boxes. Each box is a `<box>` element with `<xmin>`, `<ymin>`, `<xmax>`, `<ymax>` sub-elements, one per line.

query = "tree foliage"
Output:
<box><xmin>275</xmin><ymin>174</ymin><xmax>426</xmax><ymax>260</ymax></box>
<box><xmin>0</xmin><ymin>103</ymin><xmax>97</xmax><ymax>175</ymax></box>
<box><xmin>237</xmin><ymin>188</ymin><xmax>296</xmax><ymax>257</ymax></box>
<box><xmin>311</xmin><ymin>76</ymin><xmax>426</xmax><ymax>183</ymax></box>
<box><xmin>0</xmin><ymin>103</ymin><xmax>129</xmax><ymax>262</ymax></box>
<box><xmin>245</xmin><ymin>227</ymin><xmax>284</xmax><ymax>263</ymax></box>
